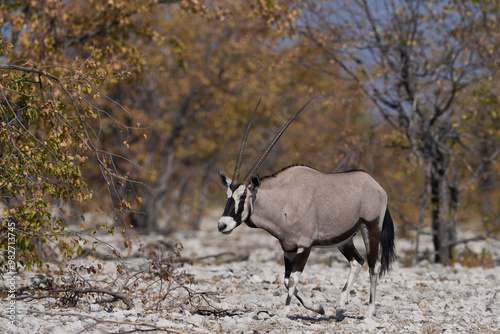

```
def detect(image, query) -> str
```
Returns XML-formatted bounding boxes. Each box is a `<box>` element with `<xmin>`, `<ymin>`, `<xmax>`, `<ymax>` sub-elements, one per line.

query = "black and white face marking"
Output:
<box><xmin>217</xmin><ymin>173</ymin><xmax>251</xmax><ymax>234</ymax></box>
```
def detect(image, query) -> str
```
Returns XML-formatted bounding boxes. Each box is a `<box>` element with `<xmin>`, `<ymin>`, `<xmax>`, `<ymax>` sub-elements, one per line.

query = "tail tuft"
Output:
<box><xmin>379</xmin><ymin>206</ymin><xmax>396</xmax><ymax>278</ymax></box>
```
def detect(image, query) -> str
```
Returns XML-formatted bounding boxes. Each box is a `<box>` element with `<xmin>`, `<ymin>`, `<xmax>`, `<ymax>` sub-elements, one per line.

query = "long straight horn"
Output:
<box><xmin>232</xmin><ymin>98</ymin><xmax>261</xmax><ymax>185</ymax></box>
<box><xmin>243</xmin><ymin>98</ymin><xmax>313</xmax><ymax>184</ymax></box>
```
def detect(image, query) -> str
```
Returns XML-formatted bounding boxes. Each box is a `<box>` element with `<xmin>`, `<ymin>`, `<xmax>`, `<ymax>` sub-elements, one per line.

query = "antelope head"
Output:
<box><xmin>217</xmin><ymin>98</ymin><xmax>312</xmax><ymax>234</ymax></box>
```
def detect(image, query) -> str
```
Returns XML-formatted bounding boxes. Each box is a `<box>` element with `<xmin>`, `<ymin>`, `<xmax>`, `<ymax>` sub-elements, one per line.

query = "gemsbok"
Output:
<box><xmin>217</xmin><ymin>99</ymin><xmax>396</xmax><ymax>318</ymax></box>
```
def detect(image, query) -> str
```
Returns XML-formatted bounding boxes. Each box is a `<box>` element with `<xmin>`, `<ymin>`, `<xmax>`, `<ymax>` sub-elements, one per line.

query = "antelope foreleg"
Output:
<box><xmin>283</xmin><ymin>247</ymin><xmax>325</xmax><ymax>315</ymax></box>
<box><xmin>296</xmin><ymin>290</ymin><xmax>325</xmax><ymax>314</ymax></box>
<box><xmin>283</xmin><ymin>251</ymin><xmax>295</xmax><ymax>304</ymax></box>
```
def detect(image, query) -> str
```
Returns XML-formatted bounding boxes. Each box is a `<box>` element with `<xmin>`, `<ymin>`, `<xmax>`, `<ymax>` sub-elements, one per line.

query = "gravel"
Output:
<box><xmin>1</xmin><ymin>211</ymin><xmax>499</xmax><ymax>333</ymax></box>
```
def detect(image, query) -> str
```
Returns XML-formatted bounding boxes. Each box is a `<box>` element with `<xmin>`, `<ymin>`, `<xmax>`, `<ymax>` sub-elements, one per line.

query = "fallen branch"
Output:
<box><xmin>195</xmin><ymin>308</ymin><xmax>240</xmax><ymax>317</ymax></box>
<box><xmin>196</xmin><ymin>252</ymin><xmax>249</xmax><ymax>263</ymax></box>
<box><xmin>17</xmin><ymin>288</ymin><xmax>134</xmax><ymax>309</ymax></box>
<box><xmin>27</xmin><ymin>310</ymin><xmax>188</xmax><ymax>334</ymax></box>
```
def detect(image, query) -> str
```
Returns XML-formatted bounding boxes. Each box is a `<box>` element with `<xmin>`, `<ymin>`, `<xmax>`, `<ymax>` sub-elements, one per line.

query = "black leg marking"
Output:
<box><xmin>283</xmin><ymin>247</ymin><xmax>325</xmax><ymax>314</ymax></box>
<box><xmin>283</xmin><ymin>251</ymin><xmax>296</xmax><ymax>305</ymax></box>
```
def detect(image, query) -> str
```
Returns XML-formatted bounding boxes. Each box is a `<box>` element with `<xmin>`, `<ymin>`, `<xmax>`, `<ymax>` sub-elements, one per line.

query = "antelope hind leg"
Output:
<box><xmin>365</xmin><ymin>271</ymin><xmax>377</xmax><ymax>318</ymax></box>
<box><xmin>337</xmin><ymin>240</ymin><xmax>365</xmax><ymax>310</ymax></box>
<box><xmin>337</xmin><ymin>259</ymin><xmax>363</xmax><ymax>309</ymax></box>
<box><xmin>360</xmin><ymin>223</ymin><xmax>381</xmax><ymax>319</ymax></box>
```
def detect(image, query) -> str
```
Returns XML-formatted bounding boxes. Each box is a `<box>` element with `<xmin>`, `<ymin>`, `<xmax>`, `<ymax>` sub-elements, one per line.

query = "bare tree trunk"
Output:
<box><xmin>430</xmin><ymin>156</ymin><xmax>454</xmax><ymax>264</ymax></box>
<box><xmin>478</xmin><ymin>150</ymin><xmax>496</xmax><ymax>231</ymax></box>
<box><xmin>438</xmin><ymin>173</ymin><xmax>451</xmax><ymax>264</ymax></box>
<box><xmin>297</xmin><ymin>0</ymin><xmax>499</xmax><ymax>265</ymax></box>
<box><xmin>430</xmin><ymin>168</ymin><xmax>441</xmax><ymax>263</ymax></box>
<box><xmin>412</xmin><ymin>162</ymin><xmax>431</xmax><ymax>266</ymax></box>
<box><xmin>448</xmin><ymin>168</ymin><xmax>460</xmax><ymax>259</ymax></box>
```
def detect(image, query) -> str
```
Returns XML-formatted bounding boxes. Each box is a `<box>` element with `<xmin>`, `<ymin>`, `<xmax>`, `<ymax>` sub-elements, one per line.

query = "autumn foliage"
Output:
<box><xmin>1</xmin><ymin>0</ymin><xmax>499</xmax><ymax>272</ymax></box>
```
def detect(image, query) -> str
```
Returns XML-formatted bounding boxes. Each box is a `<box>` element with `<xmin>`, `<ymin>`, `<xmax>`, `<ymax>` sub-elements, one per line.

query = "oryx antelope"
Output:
<box><xmin>217</xmin><ymin>99</ymin><xmax>396</xmax><ymax>318</ymax></box>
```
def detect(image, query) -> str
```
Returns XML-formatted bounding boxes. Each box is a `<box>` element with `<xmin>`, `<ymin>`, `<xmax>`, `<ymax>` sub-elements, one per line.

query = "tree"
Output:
<box><xmin>298</xmin><ymin>0</ymin><xmax>500</xmax><ymax>264</ymax></box>
<box><xmin>0</xmin><ymin>0</ymin><xmax>344</xmax><ymax>270</ymax></box>
<box><xmin>0</xmin><ymin>40</ymin><xmax>131</xmax><ymax>271</ymax></box>
<box><xmin>0</xmin><ymin>0</ymin><xmax>195</xmax><ymax>271</ymax></box>
<box><xmin>98</xmin><ymin>1</ymin><xmax>373</xmax><ymax>230</ymax></box>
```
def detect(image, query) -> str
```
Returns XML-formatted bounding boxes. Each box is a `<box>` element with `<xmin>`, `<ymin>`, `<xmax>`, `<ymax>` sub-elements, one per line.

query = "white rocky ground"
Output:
<box><xmin>1</xmin><ymin>210</ymin><xmax>500</xmax><ymax>333</ymax></box>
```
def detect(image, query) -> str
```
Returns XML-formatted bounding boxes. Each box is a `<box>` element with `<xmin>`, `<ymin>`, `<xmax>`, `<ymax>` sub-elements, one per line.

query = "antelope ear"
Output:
<box><xmin>218</xmin><ymin>172</ymin><xmax>231</xmax><ymax>188</ymax></box>
<box><xmin>250</xmin><ymin>174</ymin><xmax>261</xmax><ymax>192</ymax></box>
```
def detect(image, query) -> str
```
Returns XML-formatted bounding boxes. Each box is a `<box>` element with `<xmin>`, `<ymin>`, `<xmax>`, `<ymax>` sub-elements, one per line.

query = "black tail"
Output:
<box><xmin>379</xmin><ymin>206</ymin><xmax>396</xmax><ymax>278</ymax></box>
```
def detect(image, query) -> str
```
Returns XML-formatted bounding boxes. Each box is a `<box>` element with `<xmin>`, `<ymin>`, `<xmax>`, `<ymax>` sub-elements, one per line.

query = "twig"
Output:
<box><xmin>444</xmin><ymin>236</ymin><xmax>485</xmax><ymax>248</ymax></box>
